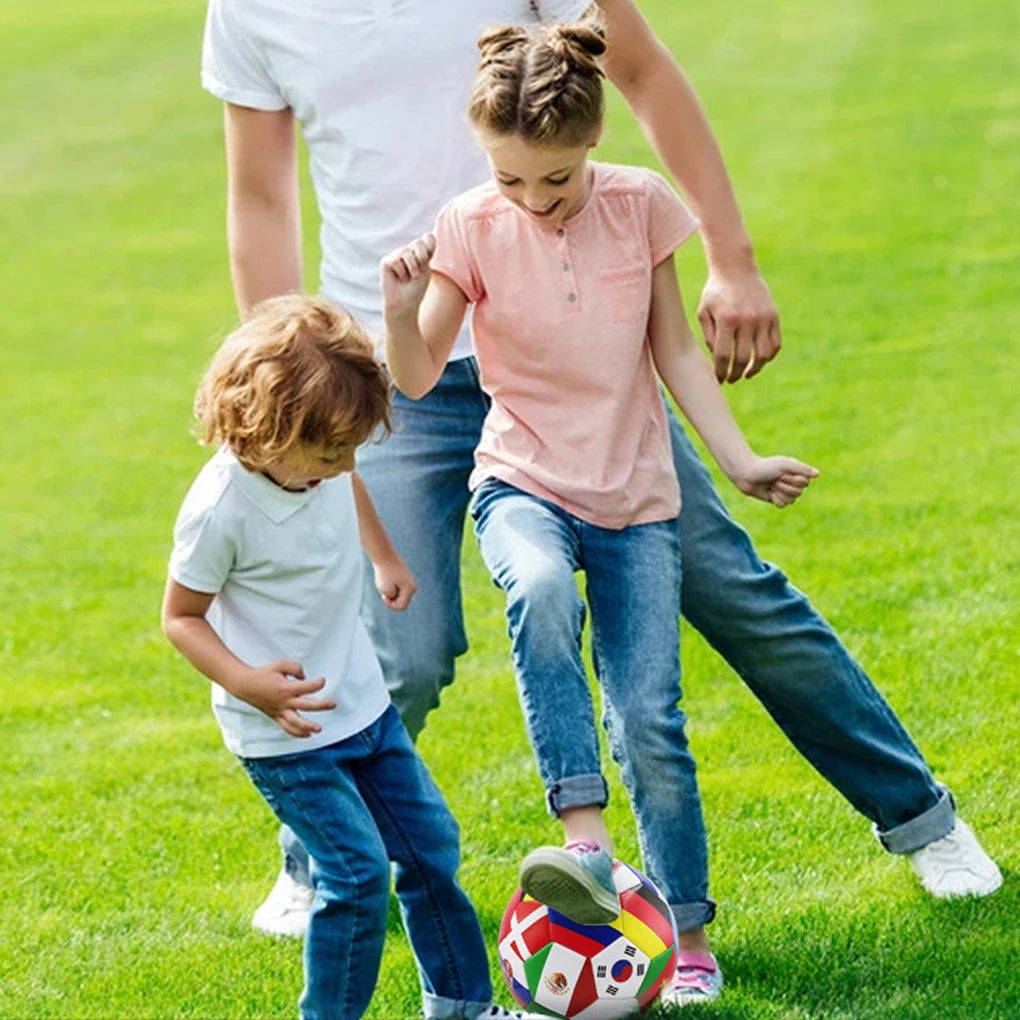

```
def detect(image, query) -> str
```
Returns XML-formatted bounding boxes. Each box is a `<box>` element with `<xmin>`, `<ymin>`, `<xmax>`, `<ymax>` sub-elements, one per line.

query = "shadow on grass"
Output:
<box><xmin>659</xmin><ymin>884</ymin><xmax>1015</xmax><ymax>1020</ymax></box>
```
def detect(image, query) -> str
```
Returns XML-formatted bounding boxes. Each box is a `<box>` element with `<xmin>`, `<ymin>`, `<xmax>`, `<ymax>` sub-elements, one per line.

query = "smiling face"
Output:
<box><xmin>262</xmin><ymin>442</ymin><xmax>357</xmax><ymax>492</ymax></box>
<box><xmin>479</xmin><ymin>130</ymin><xmax>598</xmax><ymax>227</ymax></box>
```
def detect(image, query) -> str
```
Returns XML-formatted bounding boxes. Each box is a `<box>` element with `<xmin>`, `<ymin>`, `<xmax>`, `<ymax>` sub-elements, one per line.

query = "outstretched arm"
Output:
<box><xmin>592</xmin><ymin>0</ymin><xmax>781</xmax><ymax>382</ymax></box>
<box><xmin>648</xmin><ymin>255</ymin><xmax>816</xmax><ymax>508</ymax></box>
<box><xmin>224</xmin><ymin>103</ymin><xmax>302</xmax><ymax>316</ymax></box>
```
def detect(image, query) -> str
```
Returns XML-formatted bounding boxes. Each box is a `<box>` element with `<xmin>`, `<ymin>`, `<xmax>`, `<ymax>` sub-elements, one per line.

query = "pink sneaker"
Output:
<box><xmin>659</xmin><ymin>951</ymin><xmax>724</xmax><ymax>1006</ymax></box>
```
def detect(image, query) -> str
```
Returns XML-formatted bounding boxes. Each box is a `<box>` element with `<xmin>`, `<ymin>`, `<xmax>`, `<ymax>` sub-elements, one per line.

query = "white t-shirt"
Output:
<box><xmin>169</xmin><ymin>447</ymin><xmax>390</xmax><ymax>758</ymax></box>
<box><xmin>201</xmin><ymin>0</ymin><xmax>591</xmax><ymax>359</ymax></box>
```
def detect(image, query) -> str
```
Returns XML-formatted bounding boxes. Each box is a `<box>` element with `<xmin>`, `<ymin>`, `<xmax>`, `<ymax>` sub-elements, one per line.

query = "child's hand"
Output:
<box><xmin>380</xmin><ymin>233</ymin><xmax>437</xmax><ymax>320</ymax></box>
<box><xmin>237</xmin><ymin>660</ymin><xmax>336</xmax><ymax>738</ymax></box>
<box><xmin>732</xmin><ymin>456</ymin><xmax>819</xmax><ymax>508</ymax></box>
<box><xmin>373</xmin><ymin>556</ymin><xmax>418</xmax><ymax>611</ymax></box>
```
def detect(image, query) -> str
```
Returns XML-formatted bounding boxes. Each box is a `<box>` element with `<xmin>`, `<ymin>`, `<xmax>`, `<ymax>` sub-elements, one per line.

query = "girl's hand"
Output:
<box><xmin>380</xmin><ymin>233</ymin><xmax>437</xmax><ymax>320</ymax></box>
<box><xmin>374</xmin><ymin>556</ymin><xmax>418</xmax><ymax>611</ymax></box>
<box><xmin>731</xmin><ymin>456</ymin><xmax>819</xmax><ymax>508</ymax></box>
<box><xmin>236</xmin><ymin>660</ymin><xmax>336</xmax><ymax>737</ymax></box>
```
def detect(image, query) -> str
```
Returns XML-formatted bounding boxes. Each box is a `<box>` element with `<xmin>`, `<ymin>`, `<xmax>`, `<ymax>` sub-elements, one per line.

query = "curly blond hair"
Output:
<box><xmin>194</xmin><ymin>294</ymin><xmax>390</xmax><ymax>472</ymax></box>
<box><xmin>468</xmin><ymin>20</ymin><xmax>606</xmax><ymax>146</ymax></box>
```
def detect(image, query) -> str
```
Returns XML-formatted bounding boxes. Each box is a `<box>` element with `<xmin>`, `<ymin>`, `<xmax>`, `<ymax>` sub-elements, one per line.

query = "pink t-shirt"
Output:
<box><xmin>432</xmin><ymin>162</ymin><xmax>698</xmax><ymax>530</ymax></box>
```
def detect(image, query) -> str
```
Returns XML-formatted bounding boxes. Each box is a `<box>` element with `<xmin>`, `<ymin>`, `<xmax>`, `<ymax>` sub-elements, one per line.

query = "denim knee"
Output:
<box><xmin>387</xmin><ymin>663</ymin><xmax>455</xmax><ymax>741</ymax></box>
<box><xmin>364</xmin><ymin>598</ymin><xmax>463</xmax><ymax>740</ymax></box>
<box><xmin>311</xmin><ymin>850</ymin><xmax>390</xmax><ymax>913</ymax></box>
<box><xmin>506</xmin><ymin>557</ymin><xmax>578</xmax><ymax>617</ymax></box>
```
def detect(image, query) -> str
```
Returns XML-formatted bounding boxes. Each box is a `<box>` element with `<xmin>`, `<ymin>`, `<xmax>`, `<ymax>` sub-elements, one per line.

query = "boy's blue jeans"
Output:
<box><xmin>471</xmin><ymin>477</ymin><xmax>714</xmax><ymax>931</ymax></box>
<box><xmin>282</xmin><ymin>357</ymin><xmax>954</xmax><ymax>908</ymax></box>
<box><xmin>242</xmin><ymin>705</ymin><xmax>492</xmax><ymax>1020</ymax></box>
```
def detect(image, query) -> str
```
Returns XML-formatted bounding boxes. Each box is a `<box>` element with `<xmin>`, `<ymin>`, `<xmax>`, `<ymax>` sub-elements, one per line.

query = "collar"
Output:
<box><xmin>216</xmin><ymin>447</ymin><xmax>318</xmax><ymax>524</ymax></box>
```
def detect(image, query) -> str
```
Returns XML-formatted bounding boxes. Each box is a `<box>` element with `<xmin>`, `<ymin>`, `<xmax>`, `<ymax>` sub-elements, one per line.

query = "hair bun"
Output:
<box><xmin>477</xmin><ymin>24</ymin><xmax>530</xmax><ymax>60</ymax></box>
<box><xmin>546</xmin><ymin>22</ymin><xmax>607</xmax><ymax>69</ymax></box>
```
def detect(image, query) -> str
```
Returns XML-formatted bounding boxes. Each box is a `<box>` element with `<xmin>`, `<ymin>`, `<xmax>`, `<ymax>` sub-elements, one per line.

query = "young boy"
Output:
<box><xmin>162</xmin><ymin>294</ymin><xmax>526</xmax><ymax>1020</ymax></box>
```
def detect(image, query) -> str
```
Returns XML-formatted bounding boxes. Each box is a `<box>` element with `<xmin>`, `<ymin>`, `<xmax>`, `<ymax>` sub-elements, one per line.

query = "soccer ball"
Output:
<box><xmin>497</xmin><ymin>859</ymin><xmax>677</xmax><ymax>1019</ymax></box>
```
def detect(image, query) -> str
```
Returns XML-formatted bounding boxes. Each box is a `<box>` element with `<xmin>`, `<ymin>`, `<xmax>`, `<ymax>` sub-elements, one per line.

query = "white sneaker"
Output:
<box><xmin>909</xmin><ymin>819</ymin><xmax>1002</xmax><ymax>898</ymax></box>
<box><xmin>251</xmin><ymin>869</ymin><xmax>314</xmax><ymax>937</ymax></box>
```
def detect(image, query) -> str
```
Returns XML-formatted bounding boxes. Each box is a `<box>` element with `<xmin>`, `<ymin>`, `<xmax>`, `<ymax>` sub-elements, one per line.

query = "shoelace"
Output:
<box><xmin>670</xmin><ymin>960</ymin><xmax>719</xmax><ymax>999</ymax></box>
<box><xmin>918</xmin><ymin>831</ymin><xmax>966</xmax><ymax>860</ymax></box>
<box><xmin>563</xmin><ymin>839</ymin><xmax>603</xmax><ymax>856</ymax></box>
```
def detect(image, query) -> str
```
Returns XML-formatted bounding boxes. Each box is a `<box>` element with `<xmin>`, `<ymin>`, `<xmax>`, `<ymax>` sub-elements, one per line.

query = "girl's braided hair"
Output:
<box><xmin>468</xmin><ymin>20</ymin><xmax>606</xmax><ymax>147</ymax></box>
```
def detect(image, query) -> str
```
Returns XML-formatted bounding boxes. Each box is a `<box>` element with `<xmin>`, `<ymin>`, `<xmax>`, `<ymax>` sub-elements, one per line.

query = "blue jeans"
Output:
<box><xmin>243</xmin><ymin>705</ymin><xmax>492</xmax><ymax>1020</ymax></box>
<box><xmin>471</xmin><ymin>478</ymin><xmax>713</xmax><ymax>931</ymax></box>
<box><xmin>284</xmin><ymin>358</ymin><xmax>954</xmax><ymax>897</ymax></box>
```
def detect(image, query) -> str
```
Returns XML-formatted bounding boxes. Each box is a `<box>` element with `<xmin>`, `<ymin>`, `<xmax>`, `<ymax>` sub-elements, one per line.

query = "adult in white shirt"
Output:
<box><xmin>200</xmin><ymin>0</ymin><xmax>1001</xmax><ymax>994</ymax></box>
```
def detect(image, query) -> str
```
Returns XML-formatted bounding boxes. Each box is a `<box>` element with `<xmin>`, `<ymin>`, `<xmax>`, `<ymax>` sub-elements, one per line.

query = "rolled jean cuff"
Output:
<box><xmin>422</xmin><ymin>992</ymin><xmax>491</xmax><ymax>1020</ymax></box>
<box><xmin>545</xmin><ymin>773</ymin><xmax>610</xmax><ymax>817</ymax></box>
<box><xmin>671</xmin><ymin>897</ymin><xmax>716</xmax><ymax>933</ymax></box>
<box><xmin>873</xmin><ymin>785</ymin><xmax>955</xmax><ymax>854</ymax></box>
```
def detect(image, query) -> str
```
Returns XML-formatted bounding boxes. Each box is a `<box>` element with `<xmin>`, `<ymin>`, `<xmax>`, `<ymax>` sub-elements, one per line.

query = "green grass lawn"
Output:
<box><xmin>1</xmin><ymin>1</ymin><xmax>1017</xmax><ymax>1017</ymax></box>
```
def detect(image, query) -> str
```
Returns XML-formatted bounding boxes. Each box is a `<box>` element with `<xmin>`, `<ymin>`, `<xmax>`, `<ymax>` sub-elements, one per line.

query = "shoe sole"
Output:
<box><xmin>922</xmin><ymin>872</ymin><xmax>1003</xmax><ymax>898</ymax></box>
<box><xmin>520</xmin><ymin>847</ymin><xmax>620</xmax><ymax>925</ymax></box>
<box><xmin>660</xmin><ymin>991</ymin><xmax>721</xmax><ymax>1006</ymax></box>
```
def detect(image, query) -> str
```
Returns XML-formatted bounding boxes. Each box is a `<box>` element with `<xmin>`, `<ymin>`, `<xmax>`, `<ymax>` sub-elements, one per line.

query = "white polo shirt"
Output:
<box><xmin>201</xmin><ymin>0</ymin><xmax>591</xmax><ymax>358</ymax></box>
<box><xmin>169</xmin><ymin>447</ymin><xmax>390</xmax><ymax>759</ymax></box>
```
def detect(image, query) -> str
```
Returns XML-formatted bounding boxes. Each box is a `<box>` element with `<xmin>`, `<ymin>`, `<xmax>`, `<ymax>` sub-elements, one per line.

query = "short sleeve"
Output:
<box><xmin>431</xmin><ymin>201</ymin><xmax>484</xmax><ymax>304</ymax></box>
<box><xmin>201</xmin><ymin>0</ymin><xmax>286</xmax><ymax>111</ymax></box>
<box><xmin>169</xmin><ymin>500</ymin><xmax>235</xmax><ymax>596</ymax></box>
<box><xmin>645</xmin><ymin>172</ymin><xmax>700</xmax><ymax>267</ymax></box>
<box><xmin>532</xmin><ymin>0</ymin><xmax>595</xmax><ymax>24</ymax></box>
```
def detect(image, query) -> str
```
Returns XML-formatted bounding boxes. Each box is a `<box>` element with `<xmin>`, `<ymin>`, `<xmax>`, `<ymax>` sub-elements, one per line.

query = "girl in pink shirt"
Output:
<box><xmin>382</xmin><ymin>20</ymin><xmax>817</xmax><ymax>1005</ymax></box>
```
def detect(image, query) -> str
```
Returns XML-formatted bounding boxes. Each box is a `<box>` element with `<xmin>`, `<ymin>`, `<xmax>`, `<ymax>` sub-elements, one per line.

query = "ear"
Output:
<box><xmin>587</xmin><ymin>122</ymin><xmax>603</xmax><ymax>148</ymax></box>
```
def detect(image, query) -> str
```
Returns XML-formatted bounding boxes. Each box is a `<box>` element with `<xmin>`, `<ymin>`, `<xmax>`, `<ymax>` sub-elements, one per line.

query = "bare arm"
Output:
<box><xmin>592</xmin><ymin>0</ymin><xmax>781</xmax><ymax>382</ymax></box>
<box><xmin>379</xmin><ymin>234</ymin><xmax>469</xmax><ymax>399</ymax></box>
<box><xmin>648</xmin><ymin>256</ymin><xmax>817</xmax><ymax>508</ymax></box>
<box><xmin>161</xmin><ymin>577</ymin><xmax>335</xmax><ymax>736</ymax></box>
<box><xmin>224</xmin><ymin>103</ymin><xmax>303</xmax><ymax>317</ymax></box>
<box><xmin>351</xmin><ymin>473</ymin><xmax>417</xmax><ymax>609</ymax></box>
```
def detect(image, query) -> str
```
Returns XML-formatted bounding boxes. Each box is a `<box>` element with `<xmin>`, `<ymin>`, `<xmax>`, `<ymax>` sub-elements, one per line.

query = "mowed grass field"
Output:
<box><xmin>1</xmin><ymin>1</ymin><xmax>1017</xmax><ymax>1018</ymax></box>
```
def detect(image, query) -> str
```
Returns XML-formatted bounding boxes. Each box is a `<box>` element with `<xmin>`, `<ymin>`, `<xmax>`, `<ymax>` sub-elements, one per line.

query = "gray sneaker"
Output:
<box><xmin>519</xmin><ymin>840</ymin><xmax>620</xmax><ymax>924</ymax></box>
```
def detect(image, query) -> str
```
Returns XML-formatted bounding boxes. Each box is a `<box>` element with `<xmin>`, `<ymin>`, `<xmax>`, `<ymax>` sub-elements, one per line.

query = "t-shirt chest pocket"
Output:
<box><xmin>598</xmin><ymin>262</ymin><xmax>652</xmax><ymax>324</ymax></box>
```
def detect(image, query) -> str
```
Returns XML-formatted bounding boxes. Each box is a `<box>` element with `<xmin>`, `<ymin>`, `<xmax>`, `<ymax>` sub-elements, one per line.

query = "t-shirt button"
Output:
<box><xmin>568</xmin><ymin>292</ymin><xmax>577</xmax><ymax>302</ymax></box>
<box><xmin>556</xmin><ymin>228</ymin><xmax>565</xmax><ymax>237</ymax></box>
<box><xmin>562</xmin><ymin>261</ymin><xmax>570</xmax><ymax>271</ymax></box>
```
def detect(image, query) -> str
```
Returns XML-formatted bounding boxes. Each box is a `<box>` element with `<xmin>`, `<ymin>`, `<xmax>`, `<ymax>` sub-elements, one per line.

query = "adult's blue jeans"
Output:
<box><xmin>470</xmin><ymin>478</ymin><xmax>714</xmax><ymax>932</ymax></box>
<box><xmin>243</xmin><ymin>705</ymin><xmax>492</xmax><ymax>1020</ymax></box>
<box><xmin>283</xmin><ymin>358</ymin><xmax>953</xmax><ymax>895</ymax></box>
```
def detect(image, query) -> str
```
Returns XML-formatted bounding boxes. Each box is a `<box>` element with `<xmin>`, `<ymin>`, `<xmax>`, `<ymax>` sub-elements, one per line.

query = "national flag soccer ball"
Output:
<box><xmin>497</xmin><ymin>859</ymin><xmax>678</xmax><ymax>1019</ymax></box>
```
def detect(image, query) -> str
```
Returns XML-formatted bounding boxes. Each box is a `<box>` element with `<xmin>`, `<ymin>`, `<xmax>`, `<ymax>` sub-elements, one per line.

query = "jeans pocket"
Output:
<box><xmin>239</xmin><ymin>756</ymin><xmax>304</xmax><ymax>816</ymax></box>
<box><xmin>239</xmin><ymin>759</ymin><xmax>281</xmax><ymax>815</ymax></box>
